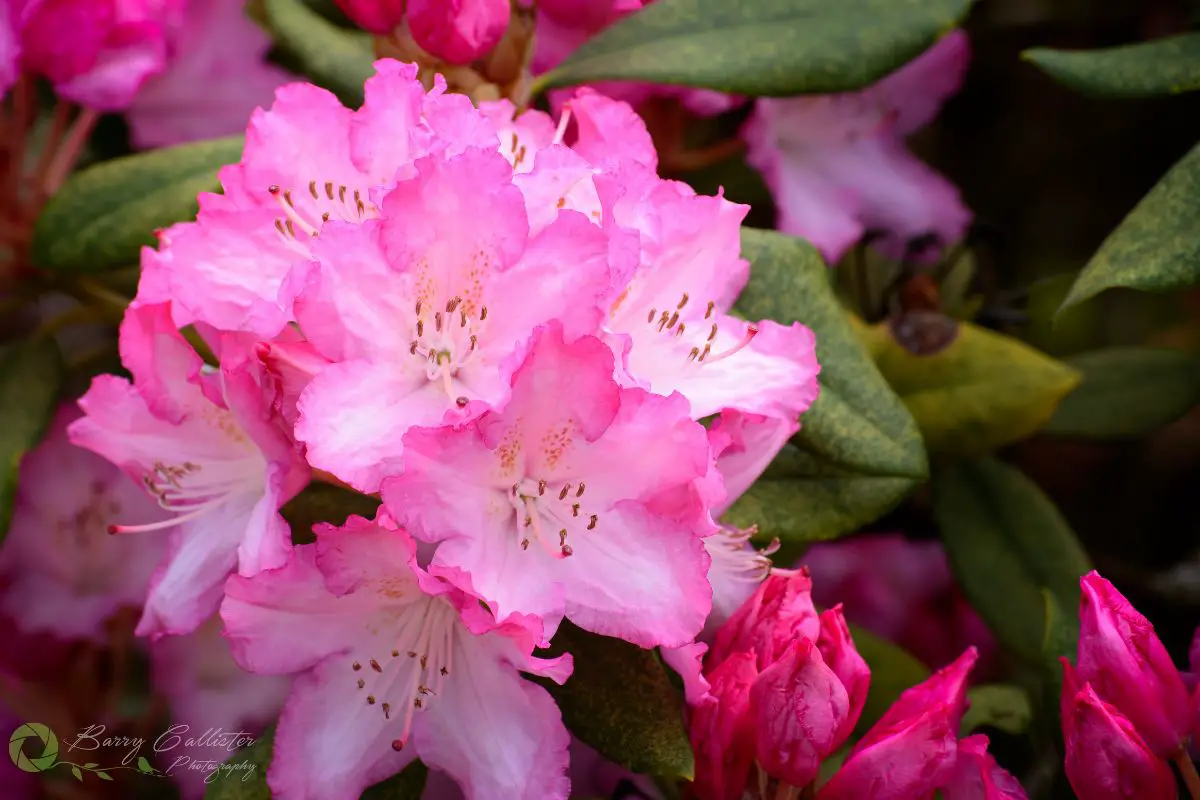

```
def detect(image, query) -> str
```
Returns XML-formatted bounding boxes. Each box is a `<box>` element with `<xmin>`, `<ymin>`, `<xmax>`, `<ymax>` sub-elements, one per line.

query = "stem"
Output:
<box><xmin>31</xmin><ymin>102</ymin><xmax>73</xmax><ymax>197</ymax></box>
<box><xmin>69</xmin><ymin>277</ymin><xmax>131</xmax><ymax>322</ymax></box>
<box><xmin>1176</xmin><ymin>750</ymin><xmax>1200</xmax><ymax>800</ymax></box>
<box><xmin>661</xmin><ymin>137</ymin><xmax>746</xmax><ymax>173</ymax></box>
<box><xmin>6</xmin><ymin>76</ymin><xmax>31</xmax><ymax>204</ymax></box>
<box><xmin>42</xmin><ymin>108</ymin><xmax>98</xmax><ymax>196</ymax></box>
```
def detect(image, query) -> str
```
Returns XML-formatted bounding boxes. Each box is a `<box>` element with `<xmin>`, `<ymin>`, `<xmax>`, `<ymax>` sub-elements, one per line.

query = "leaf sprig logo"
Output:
<box><xmin>9</xmin><ymin>722</ymin><xmax>160</xmax><ymax>782</ymax></box>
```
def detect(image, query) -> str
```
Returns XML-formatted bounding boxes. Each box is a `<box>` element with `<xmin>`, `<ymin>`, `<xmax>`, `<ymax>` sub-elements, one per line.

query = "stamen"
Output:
<box><xmin>587</xmin><ymin>515</ymin><xmax>597</xmax><ymax>530</ymax></box>
<box><xmin>705</xmin><ymin>301</ymin><xmax>715</xmax><ymax>319</ymax></box>
<box><xmin>647</xmin><ymin>308</ymin><xmax>656</xmax><ymax>324</ymax></box>
<box><xmin>370</xmin><ymin>659</ymin><xmax>382</xmax><ymax>673</ymax></box>
<box><xmin>571</xmin><ymin>503</ymin><xmax>580</xmax><ymax>517</ymax></box>
<box><xmin>308</xmin><ymin>180</ymin><xmax>318</xmax><ymax>199</ymax></box>
<box><xmin>576</xmin><ymin>483</ymin><xmax>586</xmax><ymax>497</ymax></box>
<box><xmin>325</xmin><ymin>181</ymin><xmax>334</xmax><ymax>200</ymax></box>
<box><xmin>538</xmin><ymin>479</ymin><xmax>546</xmax><ymax>496</ymax></box>
<box><xmin>446</xmin><ymin>297</ymin><xmax>461</xmax><ymax>313</ymax></box>
<box><xmin>480</xmin><ymin>306</ymin><xmax>488</xmax><ymax>321</ymax></box>
<box><xmin>367</xmin><ymin>695</ymin><xmax>376</xmax><ymax>705</ymax></box>
<box><xmin>456</xmin><ymin>396</ymin><xmax>469</xmax><ymax>408</ymax></box>
<box><xmin>392</xmin><ymin>740</ymin><xmax>405</xmax><ymax>752</ymax></box>
<box><xmin>667</xmin><ymin>311</ymin><xmax>679</xmax><ymax>329</ymax></box>
<box><xmin>677</xmin><ymin>293</ymin><xmax>689</xmax><ymax>310</ymax></box>
<box><xmin>558</xmin><ymin>485</ymin><xmax>570</xmax><ymax>500</ymax></box>
<box><xmin>703</xmin><ymin>324</ymin><xmax>759</xmax><ymax>364</ymax></box>
<box><xmin>553</xmin><ymin>107</ymin><xmax>573</xmax><ymax>146</ymax></box>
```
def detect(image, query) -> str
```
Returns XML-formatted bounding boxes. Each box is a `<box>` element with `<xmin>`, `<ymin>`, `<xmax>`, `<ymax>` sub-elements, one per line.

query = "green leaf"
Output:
<box><xmin>136</xmin><ymin>756</ymin><xmax>154</xmax><ymax>774</ymax></box>
<box><xmin>280</xmin><ymin>481</ymin><xmax>382</xmax><ymax>545</ymax></box>
<box><xmin>96</xmin><ymin>771</ymin><xmax>113</xmax><ymax>781</ymax></box>
<box><xmin>0</xmin><ymin>339</ymin><xmax>64</xmax><ymax>543</ymax></box>
<box><xmin>848</xmin><ymin>625</ymin><xmax>929</xmax><ymax>737</ymax></box>
<box><xmin>70</xmin><ymin>766</ymin><xmax>82</xmax><ymax>781</ymax></box>
<box><xmin>1044</xmin><ymin>347</ymin><xmax>1200</xmax><ymax>439</ymax></box>
<box><xmin>961</xmin><ymin>684</ymin><xmax>1033</xmax><ymax>736</ymax></box>
<box><xmin>265</xmin><ymin>0</ymin><xmax>375</xmax><ymax>107</ymax></box>
<box><xmin>861</xmin><ymin>320</ymin><xmax>1080</xmax><ymax>460</ymax></box>
<box><xmin>724</xmin><ymin>229</ymin><xmax>927</xmax><ymax>542</ymax></box>
<box><xmin>1023</xmin><ymin>33</ymin><xmax>1200</xmax><ymax>98</ymax></box>
<box><xmin>932</xmin><ymin>458</ymin><xmax>1091</xmax><ymax>664</ymax></box>
<box><xmin>83</xmin><ymin>763</ymin><xmax>98</xmax><ymax>768</ymax></box>
<box><xmin>541</xmin><ymin>0</ymin><xmax>977</xmax><ymax>96</ymax></box>
<box><xmin>31</xmin><ymin>136</ymin><xmax>243</xmax><ymax>274</ymax></box>
<box><xmin>536</xmin><ymin>622</ymin><xmax>693</xmax><ymax>779</ymax></box>
<box><xmin>205</xmin><ymin>728</ymin><xmax>428</xmax><ymax>800</ymax></box>
<box><xmin>1059</xmin><ymin>141</ymin><xmax>1200</xmax><ymax>311</ymax></box>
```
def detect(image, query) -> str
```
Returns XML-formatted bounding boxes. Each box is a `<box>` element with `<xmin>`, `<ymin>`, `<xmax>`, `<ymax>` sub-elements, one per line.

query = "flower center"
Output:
<box><xmin>348</xmin><ymin>596</ymin><xmax>457</xmax><ymax>752</ymax></box>
<box><xmin>639</xmin><ymin>291</ymin><xmax>759</xmax><ymax>367</ymax></box>
<box><xmin>408</xmin><ymin>296</ymin><xmax>488</xmax><ymax>402</ymax></box>
<box><xmin>109</xmin><ymin>454</ymin><xmax>264</xmax><ymax>535</ymax></box>
<box><xmin>507</xmin><ymin>477</ymin><xmax>600</xmax><ymax>558</ymax></box>
<box><xmin>706</xmin><ymin>525</ymin><xmax>777</xmax><ymax>585</ymax></box>
<box><xmin>268</xmin><ymin>180</ymin><xmax>378</xmax><ymax>250</ymax></box>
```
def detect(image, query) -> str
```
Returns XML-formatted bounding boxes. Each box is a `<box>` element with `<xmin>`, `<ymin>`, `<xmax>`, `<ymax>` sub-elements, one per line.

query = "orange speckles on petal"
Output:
<box><xmin>495</xmin><ymin>424</ymin><xmax>523</xmax><ymax>476</ymax></box>
<box><xmin>540</xmin><ymin>423</ymin><xmax>574</xmax><ymax>471</ymax></box>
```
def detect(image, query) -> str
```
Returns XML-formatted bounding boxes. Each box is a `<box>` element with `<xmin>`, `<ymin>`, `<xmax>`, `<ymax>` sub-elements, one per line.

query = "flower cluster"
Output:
<box><xmin>689</xmin><ymin>570</ymin><xmax>1025</xmax><ymax>799</ymax></box>
<box><xmin>68</xmin><ymin>60</ymin><xmax>821</xmax><ymax>798</ymax></box>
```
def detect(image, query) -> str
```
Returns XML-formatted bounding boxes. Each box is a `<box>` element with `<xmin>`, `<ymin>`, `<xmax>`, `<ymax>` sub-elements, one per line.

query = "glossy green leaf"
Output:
<box><xmin>281</xmin><ymin>481</ymin><xmax>382</xmax><ymax>545</ymax></box>
<box><xmin>1024</xmin><ymin>33</ymin><xmax>1200</xmax><ymax>98</ymax></box>
<box><xmin>1044</xmin><ymin>347</ymin><xmax>1200</xmax><ymax>439</ymax></box>
<box><xmin>932</xmin><ymin>458</ymin><xmax>1091</xmax><ymax>663</ymax></box>
<box><xmin>265</xmin><ymin>0</ymin><xmax>375</xmax><ymax>106</ymax></box>
<box><xmin>31</xmin><ymin>136</ymin><xmax>243</xmax><ymax>274</ymax></box>
<box><xmin>725</xmin><ymin>229</ymin><xmax>927</xmax><ymax>542</ymax></box>
<box><xmin>848</xmin><ymin>625</ymin><xmax>929</xmax><ymax>736</ymax></box>
<box><xmin>541</xmin><ymin>0</ymin><xmax>976</xmax><ymax>96</ymax></box>
<box><xmin>537</xmin><ymin>623</ymin><xmax>693</xmax><ymax>779</ymax></box>
<box><xmin>961</xmin><ymin>684</ymin><xmax>1033</xmax><ymax>736</ymax></box>
<box><xmin>861</xmin><ymin>320</ymin><xmax>1080</xmax><ymax>460</ymax></box>
<box><xmin>1060</xmin><ymin>141</ymin><xmax>1200</xmax><ymax>311</ymax></box>
<box><xmin>205</xmin><ymin>728</ymin><xmax>428</xmax><ymax>800</ymax></box>
<box><xmin>0</xmin><ymin>339</ymin><xmax>63</xmax><ymax>543</ymax></box>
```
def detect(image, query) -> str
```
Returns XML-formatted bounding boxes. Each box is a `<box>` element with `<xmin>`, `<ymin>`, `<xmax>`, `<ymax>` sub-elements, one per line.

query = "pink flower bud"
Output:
<box><xmin>407</xmin><ymin>0</ymin><xmax>509</xmax><ymax>64</ymax></box>
<box><xmin>817</xmin><ymin>605</ymin><xmax>871</xmax><ymax>744</ymax></box>
<box><xmin>711</xmin><ymin>569</ymin><xmax>819</xmax><ymax>668</ymax></box>
<box><xmin>816</xmin><ymin>649</ymin><xmax>976</xmax><ymax>799</ymax></box>
<box><xmin>941</xmin><ymin>735</ymin><xmax>1028</xmax><ymax>800</ymax></box>
<box><xmin>1062</xmin><ymin>680</ymin><xmax>1176</xmax><ymax>800</ymax></box>
<box><xmin>690</xmin><ymin>651</ymin><xmax>758</xmax><ymax>800</ymax></box>
<box><xmin>333</xmin><ymin>0</ymin><xmax>406</xmax><ymax>34</ymax></box>
<box><xmin>1076</xmin><ymin>571</ymin><xmax>1191</xmax><ymax>755</ymax></box>
<box><xmin>750</xmin><ymin>639</ymin><xmax>850</xmax><ymax>789</ymax></box>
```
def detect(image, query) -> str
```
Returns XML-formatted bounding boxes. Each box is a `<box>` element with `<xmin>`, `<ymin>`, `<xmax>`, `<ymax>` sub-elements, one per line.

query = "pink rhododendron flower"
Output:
<box><xmin>221</xmin><ymin>514</ymin><xmax>573</xmax><ymax>800</ymax></box>
<box><xmin>744</xmin><ymin>31</ymin><xmax>972</xmax><ymax>263</ymax></box>
<box><xmin>0</xmin><ymin>405</ymin><xmax>168</xmax><ymax>641</ymax></box>
<box><xmin>152</xmin><ymin>615</ymin><xmax>290</xmax><ymax>799</ymax></box>
<box><xmin>288</xmin><ymin>146</ymin><xmax>616</xmax><ymax>492</ymax></box>
<box><xmin>1061</xmin><ymin>664</ymin><xmax>1176</xmax><ymax>800</ymax></box>
<box><xmin>407</xmin><ymin>0</ymin><xmax>510</xmax><ymax>65</ymax></box>
<box><xmin>127</xmin><ymin>0</ymin><xmax>292</xmax><ymax>149</ymax></box>
<box><xmin>136</xmin><ymin>60</ymin><xmax>495</xmax><ymax>338</ymax></box>
<box><xmin>818</xmin><ymin>648</ymin><xmax>977</xmax><ymax>800</ymax></box>
<box><xmin>334</xmin><ymin>0</ymin><xmax>407</xmax><ymax>34</ymax></box>
<box><xmin>68</xmin><ymin>303</ymin><xmax>308</xmax><ymax>638</ymax></box>
<box><xmin>15</xmin><ymin>0</ymin><xmax>184</xmax><ymax>110</ymax></box>
<box><xmin>942</xmin><ymin>735</ymin><xmax>1028</xmax><ymax>800</ymax></box>
<box><xmin>384</xmin><ymin>324</ymin><xmax>714</xmax><ymax>647</ymax></box>
<box><xmin>1074</xmin><ymin>571</ymin><xmax>1191</xmax><ymax>756</ymax></box>
<box><xmin>804</xmin><ymin>532</ymin><xmax>997</xmax><ymax>675</ymax></box>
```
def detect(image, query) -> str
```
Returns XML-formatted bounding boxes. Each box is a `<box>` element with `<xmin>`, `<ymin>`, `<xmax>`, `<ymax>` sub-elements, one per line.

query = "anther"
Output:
<box><xmin>705</xmin><ymin>300</ymin><xmax>715</xmax><ymax>319</ymax></box>
<box><xmin>308</xmin><ymin>180</ymin><xmax>318</xmax><ymax>199</ymax></box>
<box><xmin>283</xmin><ymin>189</ymin><xmax>294</xmax><ymax>208</ymax></box>
<box><xmin>561</xmin><ymin>545</ymin><xmax>574</xmax><ymax>557</ymax></box>
<box><xmin>521</xmin><ymin>538</ymin><xmax>530</xmax><ymax>551</ymax></box>
<box><xmin>524</xmin><ymin>515</ymin><xmax>533</xmax><ymax>528</ymax></box>
<box><xmin>285</xmin><ymin>220</ymin><xmax>296</xmax><ymax>238</ymax></box>
<box><xmin>392</xmin><ymin>740</ymin><xmax>405</xmax><ymax>752</ymax></box>
<box><xmin>268</xmin><ymin>184</ymin><xmax>280</xmax><ymax>195</ymax></box>
<box><xmin>677</xmin><ymin>293</ymin><xmax>689</xmax><ymax>309</ymax></box>
<box><xmin>576</xmin><ymin>483</ymin><xmax>586</xmax><ymax>497</ymax></box>
<box><xmin>558</xmin><ymin>529</ymin><xmax>567</xmax><ymax>545</ymax></box>
<box><xmin>370</xmin><ymin>659</ymin><xmax>382</xmax><ymax>673</ymax></box>
<box><xmin>357</xmin><ymin>679</ymin><xmax>365</xmax><ymax>689</ymax></box>
<box><xmin>658</xmin><ymin>312</ymin><xmax>670</xmax><ymax>332</ymax></box>
<box><xmin>510</xmin><ymin>132</ymin><xmax>519</xmax><ymax>152</ymax></box>
<box><xmin>435</xmin><ymin>312</ymin><xmax>443</xmax><ymax>332</ymax></box>
<box><xmin>420</xmin><ymin>655</ymin><xmax>428</xmax><ymax>669</ymax></box>
<box><xmin>688</xmin><ymin>347</ymin><xmax>700</xmax><ymax>363</ymax></box>
<box><xmin>321</xmin><ymin>212</ymin><xmax>331</xmax><ymax>222</ymax></box>
<box><xmin>392</xmin><ymin>649</ymin><xmax>400</xmax><ymax>657</ymax></box>
<box><xmin>647</xmin><ymin>308</ymin><xmax>656</xmax><ymax>324</ymax></box>
<box><xmin>415</xmin><ymin>300</ymin><xmax>423</xmax><ymax>316</ymax></box>
<box><xmin>414</xmin><ymin>698</ymin><xmax>424</xmax><ymax>709</ymax></box>
<box><xmin>440</xmin><ymin>667</ymin><xmax>449</xmax><ymax>676</ymax></box>
<box><xmin>382</xmin><ymin>703</ymin><xmax>391</xmax><ymax>719</ymax></box>
<box><xmin>700</xmin><ymin>343</ymin><xmax>712</xmax><ymax>361</ymax></box>
<box><xmin>325</xmin><ymin>181</ymin><xmax>334</xmax><ymax>200</ymax></box>
<box><xmin>708</xmin><ymin>323</ymin><xmax>718</xmax><ymax>342</ymax></box>
<box><xmin>558</xmin><ymin>485</ymin><xmax>570</xmax><ymax>500</ymax></box>
<box><xmin>274</xmin><ymin>219</ymin><xmax>286</xmax><ymax>235</ymax></box>
<box><xmin>571</xmin><ymin>503</ymin><xmax>580</xmax><ymax>517</ymax></box>
<box><xmin>418</xmin><ymin>685</ymin><xmax>431</xmax><ymax>695</ymax></box>
<box><xmin>367</xmin><ymin>695</ymin><xmax>376</xmax><ymax>705</ymax></box>
<box><xmin>456</xmin><ymin>397</ymin><xmax>469</xmax><ymax>408</ymax></box>
<box><xmin>407</xmin><ymin>651</ymin><xmax>417</xmax><ymax>658</ymax></box>
<box><xmin>676</xmin><ymin>322</ymin><xmax>686</xmax><ymax>338</ymax></box>
<box><xmin>446</xmin><ymin>297</ymin><xmax>461</xmax><ymax>313</ymax></box>
<box><xmin>667</xmin><ymin>311</ymin><xmax>679</xmax><ymax>329</ymax></box>
<box><xmin>460</xmin><ymin>311</ymin><xmax>467</xmax><ymax>328</ymax></box>
<box><xmin>588</xmin><ymin>515</ymin><xmax>597</xmax><ymax>530</ymax></box>
<box><xmin>352</xmin><ymin>662</ymin><xmax>362</xmax><ymax>671</ymax></box>
<box><xmin>410</xmin><ymin>341</ymin><xmax>420</xmax><ymax>355</ymax></box>
<box><xmin>417</xmin><ymin>320</ymin><xmax>424</xmax><ymax>337</ymax></box>
<box><xmin>339</xmin><ymin>186</ymin><xmax>347</xmax><ymax>204</ymax></box>
<box><xmin>538</xmin><ymin>479</ymin><xmax>546</xmax><ymax>496</ymax></box>
<box><xmin>469</xmin><ymin>335</ymin><xmax>477</xmax><ymax>351</ymax></box>
<box><xmin>480</xmin><ymin>307</ymin><xmax>488</xmax><ymax>321</ymax></box>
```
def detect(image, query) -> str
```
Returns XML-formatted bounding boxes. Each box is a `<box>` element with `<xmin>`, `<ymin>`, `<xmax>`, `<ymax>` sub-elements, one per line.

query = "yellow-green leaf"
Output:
<box><xmin>536</xmin><ymin>623</ymin><xmax>693</xmax><ymax>779</ymax></box>
<box><xmin>31</xmin><ymin>136</ymin><xmax>243</xmax><ymax>274</ymax></box>
<box><xmin>1059</xmin><ymin>141</ymin><xmax>1200</xmax><ymax>311</ymax></box>
<box><xmin>725</xmin><ymin>229</ymin><xmax>927</xmax><ymax>543</ymax></box>
<box><xmin>541</xmin><ymin>0</ymin><xmax>978</xmax><ymax>96</ymax></box>
<box><xmin>932</xmin><ymin>458</ymin><xmax>1090</xmax><ymax>664</ymax></box>
<box><xmin>862</xmin><ymin>320</ymin><xmax>1080</xmax><ymax>460</ymax></box>
<box><xmin>265</xmin><ymin>0</ymin><xmax>374</xmax><ymax>106</ymax></box>
<box><xmin>1044</xmin><ymin>347</ymin><xmax>1200</xmax><ymax>439</ymax></box>
<box><xmin>0</xmin><ymin>339</ymin><xmax>64</xmax><ymax>543</ymax></box>
<box><xmin>1023</xmin><ymin>33</ymin><xmax>1200</xmax><ymax>98</ymax></box>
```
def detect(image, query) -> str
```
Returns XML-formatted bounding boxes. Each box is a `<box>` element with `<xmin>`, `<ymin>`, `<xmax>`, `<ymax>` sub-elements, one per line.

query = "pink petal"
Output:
<box><xmin>942</xmin><ymin>735</ymin><xmax>1028</xmax><ymax>800</ymax></box>
<box><xmin>564</xmin><ymin>88</ymin><xmax>658</xmax><ymax>171</ymax></box>
<box><xmin>710</xmin><ymin>411</ymin><xmax>799</xmax><ymax>515</ymax></box>
<box><xmin>407</xmin><ymin>0</ymin><xmax>511</xmax><ymax>65</ymax></box>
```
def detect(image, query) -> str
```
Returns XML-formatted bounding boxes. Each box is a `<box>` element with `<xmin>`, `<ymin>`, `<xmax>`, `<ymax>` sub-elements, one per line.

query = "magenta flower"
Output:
<box><xmin>942</xmin><ymin>735</ymin><xmax>1028</xmax><ymax>800</ymax></box>
<box><xmin>221</xmin><ymin>514</ymin><xmax>572</xmax><ymax>800</ymax></box>
<box><xmin>710</xmin><ymin>570</ymin><xmax>821</xmax><ymax>668</ymax></box>
<box><xmin>68</xmin><ymin>303</ymin><xmax>308</xmax><ymax>638</ymax></box>
<box><xmin>1074</xmin><ymin>571</ymin><xmax>1191</xmax><ymax>755</ymax></box>
<box><xmin>152</xmin><ymin>616</ymin><xmax>290</xmax><ymax>799</ymax></box>
<box><xmin>690</xmin><ymin>650</ymin><xmax>758</xmax><ymax>800</ymax></box>
<box><xmin>0</xmin><ymin>405</ymin><xmax>167</xmax><ymax>641</ymax></box>
<box><xmin>744</xmin><ymin>31</ymin><xmax>972</xmax><ymax>263</ymax></box>
<box><xmin>817</xmin><ymin>648</ymin><xmax>976</xmax><ymax>799</ymax></box>
<box><xmin>407</xmin><ymin>0</ymin><xmax>510</xmax><ymax>64</ymax></box>
<box><xmin>288</xmin><ymin>146</ymin><xmax>616</xmax><ymax>493</ymax></box>
<box><xmin>383</xmin><ymin>324</ymin><xmax>714</xmax><ymax>648</ymax></box>
<box><xmin>136</xmin><ymin>60</ymin><xmax>496</xmax><ymax>338</ymax></box>
<box><xmin>127</xmin><ymin>0</ymin><xmax>292</xmax><ymax>149</ymax></box>
<box><xmin>334</xmin><ymin>0</ymin><xmax>407</xmax><ymax>34</ymax></box>
<box><xmin>1061</xmin><ymin>664</ymin><xmax>1176</xmax><ymax>800</ymax></box>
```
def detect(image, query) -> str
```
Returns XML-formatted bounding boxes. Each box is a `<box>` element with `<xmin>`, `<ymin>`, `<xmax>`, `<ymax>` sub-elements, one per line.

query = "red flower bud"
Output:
<box><xmin>407</xmin><ymin>0</ymin><xmax>509</xmax><ymax>64</ymax></box>
<box><xmin>333</xmin><ymin>0</ymin><xmax>406</xmax><ymax>35</ymax></box>
<box><xmin>710</xmin><ymin>569</ymin><xmax>819</xmax><ymax>669</ymax></box>
<box><xmin>690</xmin><ymin>651</ymin><xmax>758</xmax><ymax>800</ymax></box>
